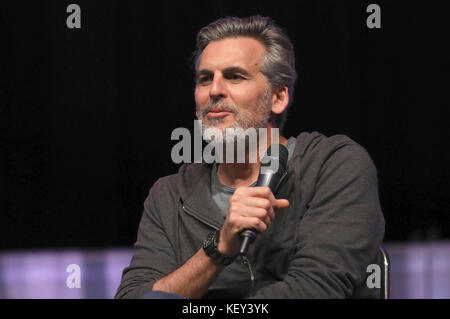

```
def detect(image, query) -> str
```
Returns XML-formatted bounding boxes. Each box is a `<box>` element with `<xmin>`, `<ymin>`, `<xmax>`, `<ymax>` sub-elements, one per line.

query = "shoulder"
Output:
<box><xmin>295</xmin><ymin>131</ymin><xmax>366</xmax><ymax>157</ymax></box>
<box><xmin>294</xmin><ymin>131</ymin><xmax>377</xmax><ymax>181</ymax></box>
<box><xmin>295</xmin><ymin>131</ymin><xmax>372</xmax><ymax>160</ymax></box>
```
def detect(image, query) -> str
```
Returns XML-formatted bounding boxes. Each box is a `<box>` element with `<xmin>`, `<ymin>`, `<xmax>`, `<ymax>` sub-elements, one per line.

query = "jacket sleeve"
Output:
<box><xmin>115</xmin><ymin>180</ymin><xmax>179</xmax><ymax>299</ymax></box>
<box><xmin>251</xmin><ymin>142</ymin><xmax>385</xmax><ymax>298</ymax></box>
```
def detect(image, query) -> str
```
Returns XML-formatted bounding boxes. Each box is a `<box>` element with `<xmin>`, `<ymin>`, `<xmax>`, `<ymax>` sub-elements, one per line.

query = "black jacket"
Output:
<box><xmin>115</xmin><ymin>131</ymin><xmax>385</xmax><ymax>298</ymax></box>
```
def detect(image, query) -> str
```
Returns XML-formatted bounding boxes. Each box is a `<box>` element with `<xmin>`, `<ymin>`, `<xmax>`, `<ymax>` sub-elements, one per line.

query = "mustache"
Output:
<box><xmin>199</xmin><ymin>101</ymin><xmax>238</xmax><ymax>118</ymax></box>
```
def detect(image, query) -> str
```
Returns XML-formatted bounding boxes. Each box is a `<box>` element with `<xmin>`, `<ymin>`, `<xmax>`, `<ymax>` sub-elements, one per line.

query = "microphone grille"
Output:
<box><xmin>261</xmin><ymin>144</ymin><xmax>289</xmax><ymax>172</ymax></box>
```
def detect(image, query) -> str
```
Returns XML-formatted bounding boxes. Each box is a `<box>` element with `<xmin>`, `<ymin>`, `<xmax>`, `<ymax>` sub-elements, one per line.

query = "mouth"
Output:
<box><xmin>206</xmin><ymin>108</ymin><xmax>233</xmax><ymax>118</ymax></box>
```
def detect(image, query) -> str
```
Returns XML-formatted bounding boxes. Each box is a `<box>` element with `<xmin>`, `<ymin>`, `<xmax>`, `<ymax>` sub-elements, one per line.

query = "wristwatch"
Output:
<box><xmin>202</xmin><ymin>230</ymin><xmax>235</xmax><ymax>266</ymax></box>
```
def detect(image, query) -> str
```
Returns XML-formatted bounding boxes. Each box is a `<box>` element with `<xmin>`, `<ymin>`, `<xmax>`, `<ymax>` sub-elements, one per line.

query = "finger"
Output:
<box><xmin>228</xmin><ymin>201</ymin><xmax>266</xmax><ymax>218</ymax></box>
<box><xmin>234</xmin><ymin>187</ymin><xmax>279</xmax><ymax>210</ymax></box>
<box><xmin>275</xmin><ymin>199</ymin><xmax>290</xmax><ymax>210</ymax></box>
<box><xmin>265</xmin><ymin>212</ymin><xmax>272</xmax><ymax>227</ymax></box>
<box><xmin>267</xmin><ymin>190</ymin><xmax>277</xmax><ymax>207</ymax></box>
<box><xmin>238</xmin><ymin>200</ymin><xmax>275</xmax><ymax>225</ymax></box>
<box><xmin>235</xmin><ymin>196</ymin><xmax>272</xmax><ymax>211</ymax></box>
<box><xmin>242</xmin><ymin>187</ymin><xmax>278</xmax><ymax>208</ymax></box>
<box><xmin>240</xmin><ymin>216</ymin><xmax>269</xmax><ymax>233</ymax></box>
<box><xmin>244</xmin><ymin>209</ymin><xmax>271</xmax><ymax>229</ymax></box>
<box><xmin>267</xmin><ymin>205</ymin><xmax>275</xmax><ymax>222</ymax></box>
<box><xmin>240</xmin><ymin>206</ymin><xmax>268</xmax><ymax>220</ymax></box>
<box><xmin>227</xmin><ymin>213</ymin><xmax>269</xmax><ymax>233</ymax></box>
<box><xmin>235</xmin><ymin>186</ymin><xmax>272</xmax><ymax>198</ymax></box>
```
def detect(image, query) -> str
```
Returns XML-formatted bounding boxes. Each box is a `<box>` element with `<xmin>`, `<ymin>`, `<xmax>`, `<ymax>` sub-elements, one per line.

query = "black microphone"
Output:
<box><xmin>239</xmin><ymin>144</ymin><xmax>289</xmax><ymax>256</ymax></box>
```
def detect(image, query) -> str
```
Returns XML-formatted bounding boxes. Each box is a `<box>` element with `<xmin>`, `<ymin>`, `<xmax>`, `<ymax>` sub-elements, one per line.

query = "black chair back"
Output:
<box><xmin>379</xmin><ymin>247</ymin><xmax>390</xmax><ymax>299</ymax></box>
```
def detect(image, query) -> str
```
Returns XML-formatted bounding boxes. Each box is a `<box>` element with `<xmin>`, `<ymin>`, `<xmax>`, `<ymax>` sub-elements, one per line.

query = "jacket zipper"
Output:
<box><xmin>242</xmin><ymin>255</ymin><xmax>255</xmax><ymax>297</ymax></box>
<box><xmin>181</xmin><ymin>204</ymin><xmax>220</xmax><ymax>230</ymax></box>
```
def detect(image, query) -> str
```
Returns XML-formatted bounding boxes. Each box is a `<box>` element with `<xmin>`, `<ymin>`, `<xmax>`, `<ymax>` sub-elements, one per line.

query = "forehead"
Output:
<box><xmin>198</xmin><ymin>37</ymin><xmax>266</xmax><ymax>72</ymax></box>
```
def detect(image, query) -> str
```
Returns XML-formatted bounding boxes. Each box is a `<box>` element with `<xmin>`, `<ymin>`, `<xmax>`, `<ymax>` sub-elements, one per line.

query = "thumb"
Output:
<box><xmin>275</xmin><ymin>199</ymin><xmax>290</xmax><ymax>210</ymax></box>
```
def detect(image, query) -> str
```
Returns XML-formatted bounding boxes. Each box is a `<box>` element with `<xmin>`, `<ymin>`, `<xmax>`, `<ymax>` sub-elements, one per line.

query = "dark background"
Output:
<box><xmin>1</xmin><ymin>1</ymin><xmax>448</xmax><ymax>250</ymax></box>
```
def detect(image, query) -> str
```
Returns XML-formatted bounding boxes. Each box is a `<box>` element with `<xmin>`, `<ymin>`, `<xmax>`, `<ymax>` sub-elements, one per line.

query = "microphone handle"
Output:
<box><xmin>239</xmin><ymin>229</ymin><xmax>258</xmax><ymax>255</ymax></box>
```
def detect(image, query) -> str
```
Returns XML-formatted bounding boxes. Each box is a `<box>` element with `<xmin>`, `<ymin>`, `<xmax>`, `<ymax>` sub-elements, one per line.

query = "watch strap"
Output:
<box><xmin>203</xmin><ymin>230</ymin><xmax>235</xmax><ymax>266</ymax></box>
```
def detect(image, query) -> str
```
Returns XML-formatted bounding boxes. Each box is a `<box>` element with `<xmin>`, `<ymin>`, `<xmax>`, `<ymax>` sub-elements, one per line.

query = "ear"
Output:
<box><xmin>270</xmin><ymin>86</ymin><xmax>289</xmax><ymax>115</ymax></box>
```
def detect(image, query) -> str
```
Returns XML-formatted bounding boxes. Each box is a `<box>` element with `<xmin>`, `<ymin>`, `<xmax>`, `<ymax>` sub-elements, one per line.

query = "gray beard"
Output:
<box><xmin>197</xmin><ymin>88</ymin><xmax>272</xmax><ymax>144</ymax></box>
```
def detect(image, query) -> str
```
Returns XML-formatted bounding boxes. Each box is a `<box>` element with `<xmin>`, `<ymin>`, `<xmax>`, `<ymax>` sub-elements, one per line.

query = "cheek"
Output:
<box><xmin>231</xmin><ymin>86</ymin><xmax>263</xmax><ymax>108</ymax></box>
<box><xmin>235</xmin><ymin>76</ymin><xmax>268</xmax><ymax>103</ymax></box>
<box><xmin>195</xmin><ymin>87</ymin><xmax>209</xmax><ymax>108</ymax></box>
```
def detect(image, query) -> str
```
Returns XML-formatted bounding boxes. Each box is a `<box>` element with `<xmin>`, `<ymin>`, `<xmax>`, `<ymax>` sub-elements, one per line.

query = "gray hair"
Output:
<box><xmin>193</xmin><ymin>15</ymin><xmax>297</xmax><ymax>131</ymax></box>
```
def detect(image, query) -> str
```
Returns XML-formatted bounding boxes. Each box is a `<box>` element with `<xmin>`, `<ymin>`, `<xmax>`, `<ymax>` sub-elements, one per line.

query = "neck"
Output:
<box><xmin>216</xmin><ymin>123</ymin><xmax>288</xmax><ymax>188</ymax></box>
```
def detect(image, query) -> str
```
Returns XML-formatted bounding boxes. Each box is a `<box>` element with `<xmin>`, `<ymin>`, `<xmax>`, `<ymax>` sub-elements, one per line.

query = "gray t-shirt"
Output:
<box><xmin>211</xmin><ymin>137</ymin><xmax>297</xmax><ymax>219</ymax></box>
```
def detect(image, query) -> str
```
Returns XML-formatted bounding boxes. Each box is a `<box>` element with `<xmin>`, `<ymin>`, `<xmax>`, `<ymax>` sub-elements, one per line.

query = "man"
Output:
<box><xmin>115</xmin><ymin>16</ymin><xmax>385</xmax><ymax>299</ymax></box>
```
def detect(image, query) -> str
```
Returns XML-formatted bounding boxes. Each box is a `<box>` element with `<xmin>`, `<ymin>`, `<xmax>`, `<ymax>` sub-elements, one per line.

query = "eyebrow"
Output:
<box><xmin>197</xmin><ymin>66</ymin><xmax>253</xmax><ymax>79</ymax></box>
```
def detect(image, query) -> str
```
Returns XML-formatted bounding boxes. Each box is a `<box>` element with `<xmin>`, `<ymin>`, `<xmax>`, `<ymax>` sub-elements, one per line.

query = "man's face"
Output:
<box><xmin>195</xmin><ymin>37</ymin><xmax>273</xmax><ymax>138</ymax></box>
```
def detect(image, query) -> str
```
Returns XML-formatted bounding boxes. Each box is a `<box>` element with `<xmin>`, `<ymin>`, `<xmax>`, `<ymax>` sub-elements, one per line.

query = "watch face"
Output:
<box><xmin>203</xmin><ymin>230</ymin><xmax>234</xmax><ymax>266</ymax></box>
<box><xmin>203</xmin><ymin>231</ymin><xmax>216</xmax><ymax>252</ymax></box>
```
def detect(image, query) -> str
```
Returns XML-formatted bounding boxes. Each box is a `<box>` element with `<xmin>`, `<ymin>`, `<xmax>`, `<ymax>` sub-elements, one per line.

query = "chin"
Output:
<box><xmin>203</xmin><ymin>118</ymin><xmax>235</xmax><ymax>130</ymax></box>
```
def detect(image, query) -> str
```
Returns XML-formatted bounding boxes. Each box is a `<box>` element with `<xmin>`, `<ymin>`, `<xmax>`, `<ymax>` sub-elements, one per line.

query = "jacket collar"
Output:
<box><xmin>179</xmin><ymin>163</ymin><xmax>225</xmax><ymax>229</ymax></box>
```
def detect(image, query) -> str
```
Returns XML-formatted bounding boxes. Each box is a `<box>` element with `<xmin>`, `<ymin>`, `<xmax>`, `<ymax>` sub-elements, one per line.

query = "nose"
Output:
<box><xmin>209</xmin><ymin>73</ymin><xmax>227</xmax><ymax>101</ymax></box>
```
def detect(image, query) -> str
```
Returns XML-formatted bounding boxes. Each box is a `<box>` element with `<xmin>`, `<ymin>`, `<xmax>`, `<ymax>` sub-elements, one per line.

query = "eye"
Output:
<box><xmin>226</xmin><ymin>74</ymin><xmax>244</xmax><ymax>81</ymax></box>
<box><xmin>197</xmin><ymin>76</ymin><xmax>212</xmax><ymax>85</ymax></box>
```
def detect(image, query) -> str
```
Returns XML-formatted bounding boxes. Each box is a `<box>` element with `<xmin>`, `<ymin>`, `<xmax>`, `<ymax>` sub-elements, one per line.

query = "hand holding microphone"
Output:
<box><xmin>217</xmin><ymin>144</ymin><xmax>290</xmax><ymax>257</ymax></box>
